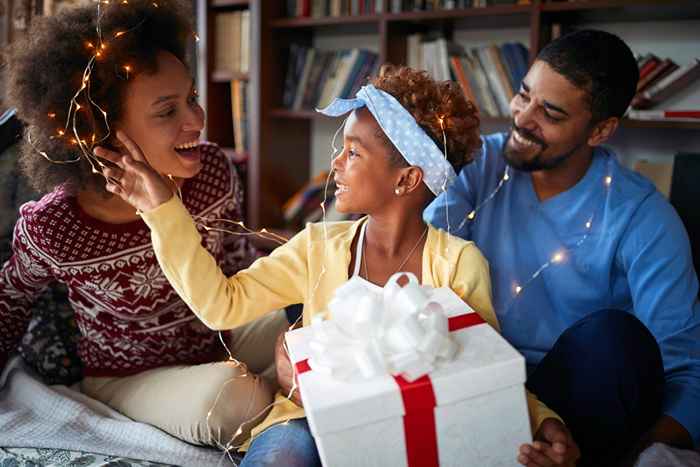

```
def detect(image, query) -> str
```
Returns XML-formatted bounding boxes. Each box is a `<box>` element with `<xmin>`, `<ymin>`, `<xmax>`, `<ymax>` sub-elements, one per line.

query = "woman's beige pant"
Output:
<box><xmin>81</xmin><ymin>310</ymin><xmax>289</xmax><ymax>447</ymax></box>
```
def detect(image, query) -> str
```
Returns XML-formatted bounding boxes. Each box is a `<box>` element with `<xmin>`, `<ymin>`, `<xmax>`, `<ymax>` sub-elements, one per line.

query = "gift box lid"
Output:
<box><xmin>286</xmin><ymin>289</ymin><xmax>526</xmax><ymax>437</ymax></box>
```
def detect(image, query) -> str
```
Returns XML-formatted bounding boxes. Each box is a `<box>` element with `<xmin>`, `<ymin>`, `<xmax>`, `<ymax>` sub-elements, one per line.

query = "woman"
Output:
<box><xmin>0</xmin><ymin>0</ymin><xmax>288</xmax><ymax>447</ymax></box>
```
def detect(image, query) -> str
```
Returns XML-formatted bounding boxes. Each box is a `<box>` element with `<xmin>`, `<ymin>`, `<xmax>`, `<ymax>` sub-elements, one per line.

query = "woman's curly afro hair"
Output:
<box><xmin>370</xmin><ymin>64</ymin><xmax>481</xmax><ymax>176</ymax></box>
<box><xmin>5</xmin><ymin>0</ymin><xmax>192</xmax><ymax>194</ymax></box>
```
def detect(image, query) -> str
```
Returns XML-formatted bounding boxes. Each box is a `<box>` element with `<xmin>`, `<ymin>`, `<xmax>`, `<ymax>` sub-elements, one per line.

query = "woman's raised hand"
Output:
<box><xmin>95</xmin><ymin>131</ymin><xmax>174</xmax><ymax>212</ymax></box>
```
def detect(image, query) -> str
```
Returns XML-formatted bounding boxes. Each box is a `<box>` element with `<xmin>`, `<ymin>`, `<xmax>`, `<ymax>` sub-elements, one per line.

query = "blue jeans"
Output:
<box><xmin>240</xmin><ymin>418</ymin><xmax>321</xmax><ymax>467</ymax></box>
<box><xmin>526</xmin><ymin>309</ymin><xmax>664</xmax><ymax>467</ymax></box>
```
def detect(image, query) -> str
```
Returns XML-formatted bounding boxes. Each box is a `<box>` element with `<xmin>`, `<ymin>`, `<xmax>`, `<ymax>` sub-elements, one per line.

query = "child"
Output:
<box><xmin>99</xmin><ymin>65</ymin><xmax>573</xmax><ymax>466</ymax></box>
<box><xmin>0</xmin><ymin>0</ymin><xmax>289</xmax><ymax>447</ymax></box>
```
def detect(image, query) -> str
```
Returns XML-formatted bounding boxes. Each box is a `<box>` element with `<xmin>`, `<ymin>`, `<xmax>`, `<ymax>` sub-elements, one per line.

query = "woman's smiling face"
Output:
<box><xmin>117</xmin><ymin>50</ymin><xmax>205</xmax><ymax>179</ymax></box>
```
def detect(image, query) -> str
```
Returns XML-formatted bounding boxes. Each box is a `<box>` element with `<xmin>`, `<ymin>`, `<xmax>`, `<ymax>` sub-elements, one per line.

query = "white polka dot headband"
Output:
<box><xmin>317</xmin><ymin>84</ymin><xmax>457</xmax><ymax>195</ymax></box>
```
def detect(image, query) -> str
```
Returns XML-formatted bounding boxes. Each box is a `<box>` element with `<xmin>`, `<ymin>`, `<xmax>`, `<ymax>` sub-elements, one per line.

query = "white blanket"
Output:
<box><xmin>0</xmin><ymin>356</ymin><xmax>237</xmax><ymax>466</ymax></box>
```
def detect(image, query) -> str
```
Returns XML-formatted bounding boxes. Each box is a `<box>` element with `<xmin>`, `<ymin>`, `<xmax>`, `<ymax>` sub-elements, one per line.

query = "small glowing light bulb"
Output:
<box><xmin>552</xmin><ymin>252</ymin><xmax>564</xmax><ymax>263</ymax></box>
<box><xmin>467</xmin><ymin>210</ymin><xmax>476</xmax><ymax>220</ymax></box>
<box><xmin>585</xmin><ymin>220</ymin><xmax>592</xmax><ymax>229</ymax></box>
<box><xmin>86</xmin><ymin>41</ymin><xmax>94</xmax><ymax>49</ymax></box>
<box><xmin>114</xmin><ymin>31</ymin><xmax>126</xmax><ymax>38</ymax></box>
<box><xmin>604</xmin><ymin>176</ymin><xmax>612</xmax><ymax>186</ymax></box>
<box><xmin>515</xmin><ymin>285</ymin><xmax>522</xmax><ymax>295</ymax></box>
<box><xmin>193</xmin><ymin>33</ymin><xmax>200</xmax><ymax>42</ymax></box>
<box><xmin>503</xmin><ymin>172</ymin><xmax>510</xmax><ymax>181</ymax></box>
<box><xmin>57</xmin><ymin>129</ymin><xmax>65</xmax><ymax>136</ymax></box>
<box><xmin>48</xmin><ymin>112</ymin><xmax>56</xmax><ymax>118</ymax></box>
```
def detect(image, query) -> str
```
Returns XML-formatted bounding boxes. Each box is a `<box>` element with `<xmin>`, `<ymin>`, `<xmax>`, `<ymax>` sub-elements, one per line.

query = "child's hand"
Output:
<box><xmin>274</xmin><ymin>331</ymin><xmax>303</xmax><ymax>407</ymax></box>
<box><xmin>518</xmin><ymin>418</ymin><xmax>580</xmax><ymax>466</ymax></box>
<box><xmin>95</xmin><ymin>131</ymin><xmax>174</xmax><ymax>212</ymax></box>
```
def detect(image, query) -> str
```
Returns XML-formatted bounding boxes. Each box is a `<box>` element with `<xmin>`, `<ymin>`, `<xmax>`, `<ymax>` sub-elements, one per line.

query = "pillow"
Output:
<box><xmin>19</xmin><ymin>284</ymin><xmax>83</xmax><ymax>386</ymax></box>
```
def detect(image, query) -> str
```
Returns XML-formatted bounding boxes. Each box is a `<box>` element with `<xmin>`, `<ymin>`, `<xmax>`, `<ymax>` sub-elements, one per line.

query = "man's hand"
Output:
<box><xmin>274</xmin><ymin>331</ymin><xmax>303</xmax><ymax>407</ymax></box>
<box><xmin>518</xmin><ymin>418</ymin><xmax>580</xmax><ymax>467</ymax></box>
<box><xmin>95</xmin><ymin>130</ymin><xmax>174</xmax><ymax>212</ymax></box>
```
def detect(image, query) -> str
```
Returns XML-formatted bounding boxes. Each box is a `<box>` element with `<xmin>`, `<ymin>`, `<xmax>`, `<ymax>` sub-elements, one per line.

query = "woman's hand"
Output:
<box><xmin>95</xmin><ymin>130</ymin><xmax>174</xmax><ymax>212</ymax></box>
<box><xmin>518</xmin><ymin>418</ymin><xmax>580</xmax><ymax>467</ymax></box>
<box><xmin>274</xmin><ymin>331</ymin><xmax>303</xmax><ymax>407</ymax></box>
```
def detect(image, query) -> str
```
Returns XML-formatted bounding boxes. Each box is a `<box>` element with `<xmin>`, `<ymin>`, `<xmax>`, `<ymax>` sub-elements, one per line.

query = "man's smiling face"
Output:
<box><xmin>504</xmin><ymin>60</ymin><xmax>594</xmax><ymax>172</ymax></box>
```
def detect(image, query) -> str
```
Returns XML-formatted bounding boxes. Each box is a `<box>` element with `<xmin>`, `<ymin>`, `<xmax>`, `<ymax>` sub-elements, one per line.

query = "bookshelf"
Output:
<box><xmin>203</xmin><ymin>0</ymin><xmax>700</xmax><ymax>229</ymax></box>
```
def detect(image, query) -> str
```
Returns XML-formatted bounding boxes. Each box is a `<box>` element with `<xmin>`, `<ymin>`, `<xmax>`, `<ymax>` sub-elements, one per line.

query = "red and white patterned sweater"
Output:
<box><xmin>0</xmin><ymin>143</ymin><xmax>258</xmax><ymax>376</ymax></box>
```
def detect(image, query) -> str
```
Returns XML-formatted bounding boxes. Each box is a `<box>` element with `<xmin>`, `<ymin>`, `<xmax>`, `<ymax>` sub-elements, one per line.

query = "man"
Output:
<box><xmin>425</xmin><ymin>30</ymin><xmax>700</xmax><ymax>466</ymax></box>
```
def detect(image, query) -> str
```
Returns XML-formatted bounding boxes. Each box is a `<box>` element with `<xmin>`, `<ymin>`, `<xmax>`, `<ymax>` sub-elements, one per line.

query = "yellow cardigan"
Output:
<box><xmin>141</xmin><ymin>196</ymin><xmax>560</xmax><ymax>447</ymax></box>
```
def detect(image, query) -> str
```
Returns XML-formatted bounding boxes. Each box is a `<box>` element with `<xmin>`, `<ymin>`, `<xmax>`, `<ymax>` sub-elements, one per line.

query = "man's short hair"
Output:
<box><xmin>537</xmin><ymin>29</ymin><xmax>639</xmax><ymax>123</ymax></box>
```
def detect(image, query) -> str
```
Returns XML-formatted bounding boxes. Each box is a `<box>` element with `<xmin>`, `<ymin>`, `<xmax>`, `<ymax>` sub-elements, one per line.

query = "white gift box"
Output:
<box><xmin>285</xmin><ymin>277</ymin><xmax>532</xmax><ymax>467</ymax></box>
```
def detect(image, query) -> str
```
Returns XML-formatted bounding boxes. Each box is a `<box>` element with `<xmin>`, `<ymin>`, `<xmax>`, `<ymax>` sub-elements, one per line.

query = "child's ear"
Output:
<box><xmin>398</xmin><ymin>166</ymin><xmax>424</xmax><ymax>194</ymax></box>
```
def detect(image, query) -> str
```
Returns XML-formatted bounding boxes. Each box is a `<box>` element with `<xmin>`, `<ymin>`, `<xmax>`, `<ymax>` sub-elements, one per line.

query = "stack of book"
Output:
<box><xmin>407</xmin><ymin>35</ymin><xmax>529</xmax><ymax>118</ymax></box>
<box><xmin>286</xmin><ymin>0</ymin><xmax>384</xmax><ymax>17</ymax></box>
<box><xmin>213</xmin><ymin>10</ymin><xmax>250</xmax><ymax>77</ymax></box>
<box><xmin>283</xmin><ymin>46</ymin><xmax>380</xmax><ymax>111</ymax></box>
<box><xmin>390</xmin><ymin>0</ymin><xmax>525</xmax><ymax>12</ymax></box>
<box><xmin>628</xmin><ymin>55</ymin><xmax>700</xmax><ymax>121</ymax></box>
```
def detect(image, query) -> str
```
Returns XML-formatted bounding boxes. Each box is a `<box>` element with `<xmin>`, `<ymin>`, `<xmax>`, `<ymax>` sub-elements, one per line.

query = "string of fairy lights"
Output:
<box><xmin>456</xmin><ymin>156</ymin><xmax>613</xmax><ymax>307</ymax></box>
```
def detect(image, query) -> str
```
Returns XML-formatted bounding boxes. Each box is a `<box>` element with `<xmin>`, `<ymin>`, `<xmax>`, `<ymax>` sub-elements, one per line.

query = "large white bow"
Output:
<box><xmin>307</xmin><ymin>273</ymin><xmax>461</xmax><ymax>383</ymax></box>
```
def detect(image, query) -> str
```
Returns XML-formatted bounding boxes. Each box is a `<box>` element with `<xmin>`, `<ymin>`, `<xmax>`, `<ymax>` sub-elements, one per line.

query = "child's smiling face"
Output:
<box><xmin>331</xmin><ymin>108</ymin><xmax>406</xmax><ymax>214</ymax></box>
<box><xmin>117</xmin><ymin>50</ymin><xmax>205</xmax><ymax>179</ymax></box>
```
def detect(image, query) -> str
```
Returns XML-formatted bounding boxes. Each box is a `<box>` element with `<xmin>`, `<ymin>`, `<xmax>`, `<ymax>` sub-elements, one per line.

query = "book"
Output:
<box><xmin>464</xmin><ymin>49</ymin><xmax>500</xmax><ymax>117</ymax></box>
<box><xmin>240</xmin><ymin>10</ymin><xmax>250</xmax><ymax>74</ymax></box>
<box><xmin>636</xmin><ymin>58</ymin><xmax>678</xmax><ymax>94</ymax></box>
<box><xmin>292</xmin><ymin>48</ymin><xmax>317</xmax><ymax>110</ymax></box>
<box><xmin>637</xmin><ymin>54</ymin><xmax>661</xmax><ymax>83</ymax></box>
<box><xmin>636</xmin><ymin>59</ymin><xmax>700</xmax><ymax>109</ymax></box>
<box><xmin>477</xmin><ymin>46</ymin><xmax>510</xmax><ymax>116</ymax></box>
<box><xmin>627</xmin><ymin>110</ymin><xmax>700</xmax><ymax>121</ymax></box>
<box><xmin>283</xmin><ymin>44</ymin><xmax>309</xmax><ymax>108</ymax></box>
<box><xmin>450</xmin><ymin>55</ymin><xmax>478</xmax><ymax>108</ymax></box>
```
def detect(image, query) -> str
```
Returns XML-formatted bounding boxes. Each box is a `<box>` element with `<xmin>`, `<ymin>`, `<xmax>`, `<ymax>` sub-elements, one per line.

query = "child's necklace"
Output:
<box><xmin>362</xmin><ymin>225</ymin><xmax>428</xmax><ymax>284</ymax></box>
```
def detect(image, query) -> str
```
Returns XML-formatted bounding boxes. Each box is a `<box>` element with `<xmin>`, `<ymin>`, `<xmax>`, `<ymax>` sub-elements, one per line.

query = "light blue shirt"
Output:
<box><xmin>425</xmin><ymin>132</ymin><xmax>700</xmax><ymax>444</ymax></box>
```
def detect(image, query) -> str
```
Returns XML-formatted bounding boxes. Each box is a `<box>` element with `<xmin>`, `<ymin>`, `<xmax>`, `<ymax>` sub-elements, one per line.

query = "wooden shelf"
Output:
<box><xmin>210</xmin><ymin>70</ymin><xmax>249</xmax><ymax>82</ymax></box>
<box><xmin>210</xmin><ymin>0</ymin><xmax>249</xmax><ymax>8</ymax></box>
<box><xmin>270</xmin><ymin>108</ymin><xmax>322</xmax><ymax>119</ymax></box>
<box><xmin>542</xmin><ymin>0</ymin><xmax>697</xmax><ymax>12</ymax></box>
<box><xmin>266</xmin><ymin>112</ymin><xmax>700</xmax><ymax>131</ymax></box>
<box><xmin>541</xmin><ymin>0</ymin><xmax>700</xmax><ymax>21</ymax></box>
<box><xmin>269</xmin><ymin>109</ymin><xmax>513</xmax><ymax>133</ymax></box>
<box><xmin>270</xmin><ymin>14</ymin><xmax>381</xmax><ymax>28</ymax></box>
<box><xmin>384</xmin><ymin>4</ymin><xmax>531</xmax><ymax>21</ymax></box>
<box><xmin>621</xmin><ymin>119</ymin><xmax>700</xmax><ymax>130</ymax></box>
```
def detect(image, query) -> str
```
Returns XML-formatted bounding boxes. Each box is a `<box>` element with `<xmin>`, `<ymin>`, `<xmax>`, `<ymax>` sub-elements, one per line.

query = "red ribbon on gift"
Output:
<box><xmin>295</xmin><ymin>312</ymin><xmax>486</xmax><ymax>467</ymax></box>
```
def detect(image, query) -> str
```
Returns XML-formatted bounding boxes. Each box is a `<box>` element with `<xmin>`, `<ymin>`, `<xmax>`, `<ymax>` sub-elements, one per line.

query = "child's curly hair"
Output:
<box><xmin>370</xmin><ymin>64</ymin><xmax>481</xmax><ymax>176</ymax></box>
<box><xmin>5</xmin><ymin>0</ymin><xmax>192</xmax><ymax>194</ymax></box>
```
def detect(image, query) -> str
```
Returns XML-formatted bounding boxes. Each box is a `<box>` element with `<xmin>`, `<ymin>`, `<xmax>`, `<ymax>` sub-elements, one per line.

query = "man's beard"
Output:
<box><xmin>503</xmin><ymin>123</ymin><xmax>583</xmax><ymax>172</ymax></box>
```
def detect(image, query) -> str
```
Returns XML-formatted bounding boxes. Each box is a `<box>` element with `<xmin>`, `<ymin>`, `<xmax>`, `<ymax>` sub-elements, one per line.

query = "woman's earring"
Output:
<box><xmin>394</xmin><ymin>188</ymin><xmax>402</xmax><ymax>196</ymax></box>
